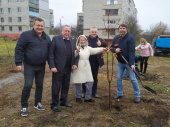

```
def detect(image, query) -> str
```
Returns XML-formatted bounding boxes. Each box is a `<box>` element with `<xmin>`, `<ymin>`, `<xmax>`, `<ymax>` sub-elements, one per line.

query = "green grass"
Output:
<box><xmin>58</xmin><ymin>120</ymin><xmax>67</xmax><ymax>125</ymax></box>
<box><xmin>0</xmin><ymin>39</ymin><xmax>17</xmax><ymax>77</ymax></box>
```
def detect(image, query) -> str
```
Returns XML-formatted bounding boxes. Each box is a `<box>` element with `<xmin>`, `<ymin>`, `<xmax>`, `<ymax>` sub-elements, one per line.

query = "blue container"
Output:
<box><xmin>156</xmin><ymin>38</ymin><xmax>170</xmax><ymax>48</ymax></box>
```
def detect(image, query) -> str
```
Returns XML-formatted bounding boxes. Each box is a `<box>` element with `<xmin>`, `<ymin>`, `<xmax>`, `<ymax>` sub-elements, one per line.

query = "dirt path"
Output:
<box><xmin>0</xmin><ymin>72</ymin><xmax>23</xmax><ymax>89</ymax></box>
<box><xmin>0</xmin><ymin>56</ymin><xmax>170</xmax><ymax>127</ymax></box>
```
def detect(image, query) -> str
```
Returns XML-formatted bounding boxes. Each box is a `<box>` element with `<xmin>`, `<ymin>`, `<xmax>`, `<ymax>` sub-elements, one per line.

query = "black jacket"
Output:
<box><xmin>15</xmin><ymin>29</ymin><xmax>51</xmax><ymax>66</ymax></box>
<box><xmin>49</xmin><ymin>35</ymin><xmax>79</xmax><ymax>72</ymax></box>
<box><xmin>88</xmin><ymin>36</ymin><xmax>107</xmax><ymax>67</ymax></box>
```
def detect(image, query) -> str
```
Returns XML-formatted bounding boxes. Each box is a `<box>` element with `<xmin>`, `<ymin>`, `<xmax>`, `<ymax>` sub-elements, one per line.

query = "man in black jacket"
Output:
<box><xmin>49</xmin><ymin>25</ymin><xmax>79</xmax><ymax>112</ymax></box>
<box><xmin>15</xmin><ymin>18</ymin><xmax>51</xmax><ymax>116</ymax></box>
<box><xmin>82</xmin><ymin>27</ymin><xmax>107</xmax><ymax>98</ymax></box>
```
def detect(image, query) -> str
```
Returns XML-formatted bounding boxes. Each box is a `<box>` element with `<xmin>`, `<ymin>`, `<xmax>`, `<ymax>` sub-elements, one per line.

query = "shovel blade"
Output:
<box><xmin>143</xmin><ymin>86</ymin><xmax>157</xmax><ymax>94</ymax></box>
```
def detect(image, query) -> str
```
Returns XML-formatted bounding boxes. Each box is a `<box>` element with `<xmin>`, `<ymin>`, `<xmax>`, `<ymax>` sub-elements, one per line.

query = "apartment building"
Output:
<box><xmin>0</xmin><ymin>0</ymin><xmax>54</xmax><ymax>37</ymax></box>
<box><xmin>77</xmin><ymin>0</ymin><xmax>137</xmax><ymax>40</ymax></box>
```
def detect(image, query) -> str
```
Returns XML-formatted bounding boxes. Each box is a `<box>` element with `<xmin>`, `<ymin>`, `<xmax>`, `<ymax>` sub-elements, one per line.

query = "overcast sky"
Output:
<box><xmin>49</xmin><ymin>0</ymin><xmax>170</xmax><ymax>31</ymax></box>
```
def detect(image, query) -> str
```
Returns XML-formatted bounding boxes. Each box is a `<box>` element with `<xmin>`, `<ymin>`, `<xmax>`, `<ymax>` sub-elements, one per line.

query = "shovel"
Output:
<box><xmin>120</xmin><ymin>53</ymin><xmax>157</xmax><ymax>94</ymax></box>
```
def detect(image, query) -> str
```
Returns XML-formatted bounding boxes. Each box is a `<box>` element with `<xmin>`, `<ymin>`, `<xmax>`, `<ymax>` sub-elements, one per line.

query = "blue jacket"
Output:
<box><xmin>15</xmin><ymin>29</ymin><xmax>51</xmax><ymax>66</ymax></box>
<box><xmin>110</xmin><ymin>33</ymin><xmax>135</xmax><ymax>66</ymax></box>
<box><xmin>88</xmin><ymin>36</ymin><xmax>107</xmax><ymax>67</ymax></box>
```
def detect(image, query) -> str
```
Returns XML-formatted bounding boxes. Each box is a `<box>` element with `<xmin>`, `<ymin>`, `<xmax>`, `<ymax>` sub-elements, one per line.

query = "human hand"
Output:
<box><xmin>72</xmin><ymin>65</ymin><xmax>77</xmax><ymax>70</ymax></box>
<box><xmin>103</xmin><ymin>47</ymin><xmax>109</xmax><ymax>52</ymax></box>
<box><xmin>115</xmin><ymin>48</ymin><xmax>121</xmax><ymax>53</ymax></box>
<box><xmin>130</xmin><ymin>65</ymin><xmax>135</xmax><ymax>71</ymax></box>
<box><xmin>97</xmin><ymin>38</ymin><xmax>101</xmax><ymax>46</ymax></box>
<box><xmin>76</xmin><ymin>46</ymin><xmax>81</xmax><ymax>53</ymax></box>
<box><xmin>16</xmin><ymin>65</ymin><xmax>23</xmax><ymax>71</ymax></box>
<box><xmin>51</xmin><ymin>67</ymin><xmax>58</xmax><ymax>73</ymax></box>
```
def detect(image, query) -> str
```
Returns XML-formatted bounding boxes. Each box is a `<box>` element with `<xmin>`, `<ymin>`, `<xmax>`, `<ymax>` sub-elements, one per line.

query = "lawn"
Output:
<box><xmin>0</xmin><ymin>37</ymin><xmax>17</xmax><ymax>78</ymax></box>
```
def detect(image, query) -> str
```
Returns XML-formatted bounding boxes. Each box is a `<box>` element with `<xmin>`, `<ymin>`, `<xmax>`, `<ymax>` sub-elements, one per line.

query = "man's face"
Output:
<box><xmin>119</xmin><ymin>26</ymin><xmax>127</xmax><ymax>36</ymax></box>
<box><xmin>61</xmin><ymin>26</ymin><xmax>71</xmax><ymax>39</ymax></box>
<box><xmin>89</xmin><ymin>29</ymin><xmax>98</xmax><ymax>38</ymax></box>
<box><xmin>33</xmin><ymin>21</ymin><xmax>44</xmax><ymax>35</ymax></box>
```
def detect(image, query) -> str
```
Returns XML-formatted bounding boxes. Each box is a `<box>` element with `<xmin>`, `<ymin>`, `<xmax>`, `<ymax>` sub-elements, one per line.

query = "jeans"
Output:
<box><xmin>21</xmin><ymin>63</ymin><xmax>45</xmax><ymax>108</ymax></box>
<box><xmin>116</xmin><ymin>62</ymin><xmax>140</xmax><ymax>97</ymax></box>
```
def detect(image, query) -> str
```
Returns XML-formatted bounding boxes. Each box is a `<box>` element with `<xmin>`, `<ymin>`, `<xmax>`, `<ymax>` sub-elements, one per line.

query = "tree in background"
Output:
<box><xmin>54</xmin><ymin>25</ymin><xmax>79</xmax><ymax>40</ymax></box>
<box><xmin>125</xmin><ymin>15</ymin><xmax>142</xmax><ymax>42</ymax></box>
<box><xmin>142</xmin><ymin>22</ymin><xmax>170</xmax><ymax>43</ymax></box>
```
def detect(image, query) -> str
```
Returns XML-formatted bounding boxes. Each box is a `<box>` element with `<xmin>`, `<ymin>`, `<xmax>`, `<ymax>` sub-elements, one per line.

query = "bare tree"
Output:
<box><xmin>125</xmin><ymin>15</ymin><xmax>142</xmax><ymax>41</ymax></box>
<box><xmin>141</xmin><ymin>22</ymin><xmax>170</xmax><ymax>43</ymax></box>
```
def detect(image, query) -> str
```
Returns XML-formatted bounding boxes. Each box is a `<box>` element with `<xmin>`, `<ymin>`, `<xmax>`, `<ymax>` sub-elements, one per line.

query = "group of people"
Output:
<box><xmin>15</xmin><ymin>18</ymin><xmax>153</xmax><ymax>117</ymax></box>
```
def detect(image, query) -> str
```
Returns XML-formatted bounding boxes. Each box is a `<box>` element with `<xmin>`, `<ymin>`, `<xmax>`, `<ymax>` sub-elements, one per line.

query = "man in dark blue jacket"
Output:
<box><xmin>82</xmin><ymin>27</ymin><xmax>107</xmax><ymax>98</ymax></box>
<box><xmin>15</xmin><ymin>18</ymin><xmax>51</xmax><ymax>116</ymax></box>
<box><xmin>110</xmin><ymin>23</ymin><xmax>140</xmax><ymax>103</ymax></box>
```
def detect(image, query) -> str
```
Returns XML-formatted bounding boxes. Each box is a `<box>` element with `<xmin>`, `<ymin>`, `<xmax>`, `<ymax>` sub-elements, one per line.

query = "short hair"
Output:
<box><xmin>90</xmin><ymin>27</ymin><xmax>98</xmax><ymax>32</ymax></box>
<box><xmin>119</xmin><ymin>23</ymin><xmax>127</xmax><ymax>29</ymax></box>
<box><xmin>62</xmin><ymin>25</ymin><xmax>71</xmax><ymax>30</ymax></box>
<box><xmin>33</xmin><ymin>18</ymin><xmax>44</xmax><ymax>24</ymax></box>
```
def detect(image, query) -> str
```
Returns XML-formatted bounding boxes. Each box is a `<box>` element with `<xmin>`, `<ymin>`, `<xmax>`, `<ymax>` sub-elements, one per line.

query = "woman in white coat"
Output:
<box><xmin>71</xmin><ymin>35</ymin><xmax>107</xmax><ymax>103</ymax></box>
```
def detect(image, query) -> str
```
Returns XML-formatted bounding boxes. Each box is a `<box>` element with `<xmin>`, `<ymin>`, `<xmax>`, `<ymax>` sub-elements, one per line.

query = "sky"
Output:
<box><xmin>49</xmin><ymin>0</ymin><xmax>170</xmax><ymax>31</ymax></box>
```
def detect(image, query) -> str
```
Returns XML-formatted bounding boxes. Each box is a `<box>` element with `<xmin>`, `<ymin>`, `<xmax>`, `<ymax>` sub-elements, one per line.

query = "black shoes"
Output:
<box><xmin>84</xmin><ymin>99</ymin><xmax>95</xmax><ymax>102</ymax></box>
<box><xmin>113</xmin><ymin>95</ymin><xmax>123</xmax><ymax>99</ymax></box>
<box><xmin>60</xmin><ymin>103</ymin><xmax>72</xmax><ymax>107</ymax></box>
<box><xmin>92</xmin><ymin>94</ymin><xmax>99</xmax><ymax>98</ymax></box>
<box><xmin>76</xmin><ymin>98</ymin><xmax>83</xmax><ymax>103</ymax></box>
<box><xmin>51</xmin><ymin>106</ymin><xmax>61</xmax><ymax>112</ymax></box>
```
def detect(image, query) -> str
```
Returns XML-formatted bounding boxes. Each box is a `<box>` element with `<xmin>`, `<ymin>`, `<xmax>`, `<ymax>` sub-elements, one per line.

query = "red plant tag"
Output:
<box><xmin>113</xmin><ymin>54</ymin><xmax>118</xmax><ymax>58</ymax></box>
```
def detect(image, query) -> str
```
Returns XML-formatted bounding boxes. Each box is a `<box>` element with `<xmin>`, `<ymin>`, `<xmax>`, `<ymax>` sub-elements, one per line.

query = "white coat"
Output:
<box><xmin>71</xmin><ymin>46</ymin><xmax>104</xmax><ymax>84</ymax></box>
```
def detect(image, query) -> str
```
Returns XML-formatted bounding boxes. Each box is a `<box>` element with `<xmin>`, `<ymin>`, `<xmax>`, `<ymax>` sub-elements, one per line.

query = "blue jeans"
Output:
<box><xmin>21</xmin><ymin>63</ymin><xmax>45</xmax><ymax>108</ymax></box>
<box><xmin>116</xmin><ymin>62</ymin><xmax>140</xmax><ymax>97</ymax></box>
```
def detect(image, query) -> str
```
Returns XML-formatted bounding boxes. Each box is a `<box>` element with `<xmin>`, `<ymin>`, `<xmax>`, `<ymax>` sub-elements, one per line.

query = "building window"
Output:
<box><xmin>29</xmin><ymin>7</ymin><xmax>39</xmax><ymax>13</ymax></box>
<box><xmin>9</xmin><ymin>26</ymin><xmax>12</xmax><ymax>31</ymax></box>
<box><xmin>0</xmin><ymin>0</ymin><xmax>2</xmax><ymax>4</ymax></box>
<box><xmin>18</xmin><ymin>17</ymin><xmax>21</xmax><ymax>22</ymax></box>
<box><xmin>105</xmin><ymin>9</ymin><xmax>118</xmax><ymax>15</ymax></box>
<box><xmin>18</xmin><ymin>7</ymin><xmax>21</xmax><ymax>13</ymax></box>
<box><xmin>18</xmin><ymin>26</ymin><xmax>22</xmax><ymax>31</ymax></box>
<box><xmin>8</xmin><ymin>17</ymin><xmax>12</xmax><ymax>22</ymax></box>
<box><xmin>110</xmin><ymin>29</ymin><xmax>115</xmax><ymax>35</ymax></box>
<box><xmin>1</xmin><ymin>26</ymin><xmax>5</xmax><ymax>31</ymax></box>
<box><xmin>1</xmin><ymin>17</ymin><xmax>4</xmax><ymax>22</ymax></box>
<box><xmin>8</xmin><ymin>8</ymin><xmax>12</xmax><ymax>13</ymax></box>
<box><xmin>29</xmin><ymin>0</ymin><xmax>39</xmax><ymax>5</ymax></box>
<box><xmin>8</xmin><ymin>0</ymin><xmax>11</xmax><ymax>3</ymax></box>
<box><xmin>104</xmin><ymin>20</ymin><xmax>117</xmax><ymax>25</ymax></box>
<box><xmin>0</xmin><ymin>8</ymin><xmax>4</xmax><ymax>13</ymax></box>
<box><xmin>107</xmin><ymin>0</ymin><xmax>118</xmax><ymax>5</ymax></box>
<box><xmin>17</xmin><ymin>0</ymin><xmax>21</xmax><ymax>2</ymax></box>
<box><xmin>29</xmin><ymin>17</ymin><xmax>35</xmax><ymax>22</ymax></box>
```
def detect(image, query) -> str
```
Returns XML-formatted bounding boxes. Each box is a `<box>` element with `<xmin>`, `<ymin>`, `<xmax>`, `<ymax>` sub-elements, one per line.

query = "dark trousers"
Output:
<box><xmin>51</xmin><ymin>70</ymin><xmax>71</xmax><ymax>107</ymax></box>
<box><xmin>21</xmin><ymin>63</ymin><xmax>45</xmax><ymax>108</ymax></box>
<box><xmin>82</xmin><ymin>62</ymin><xmax>99</xmax><ymax>94</ymax></box>
<box><xmin>140</xmin><ymin>57</ymin><xmax>149</xmax><ymax>73</ymax></box>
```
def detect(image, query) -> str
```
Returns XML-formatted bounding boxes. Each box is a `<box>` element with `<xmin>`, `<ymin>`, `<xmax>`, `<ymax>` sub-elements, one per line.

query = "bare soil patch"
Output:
<box><xmin>0</xmin><ymin>56</ymin><xmax>170</xmax><ymax>127</ymax></box>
